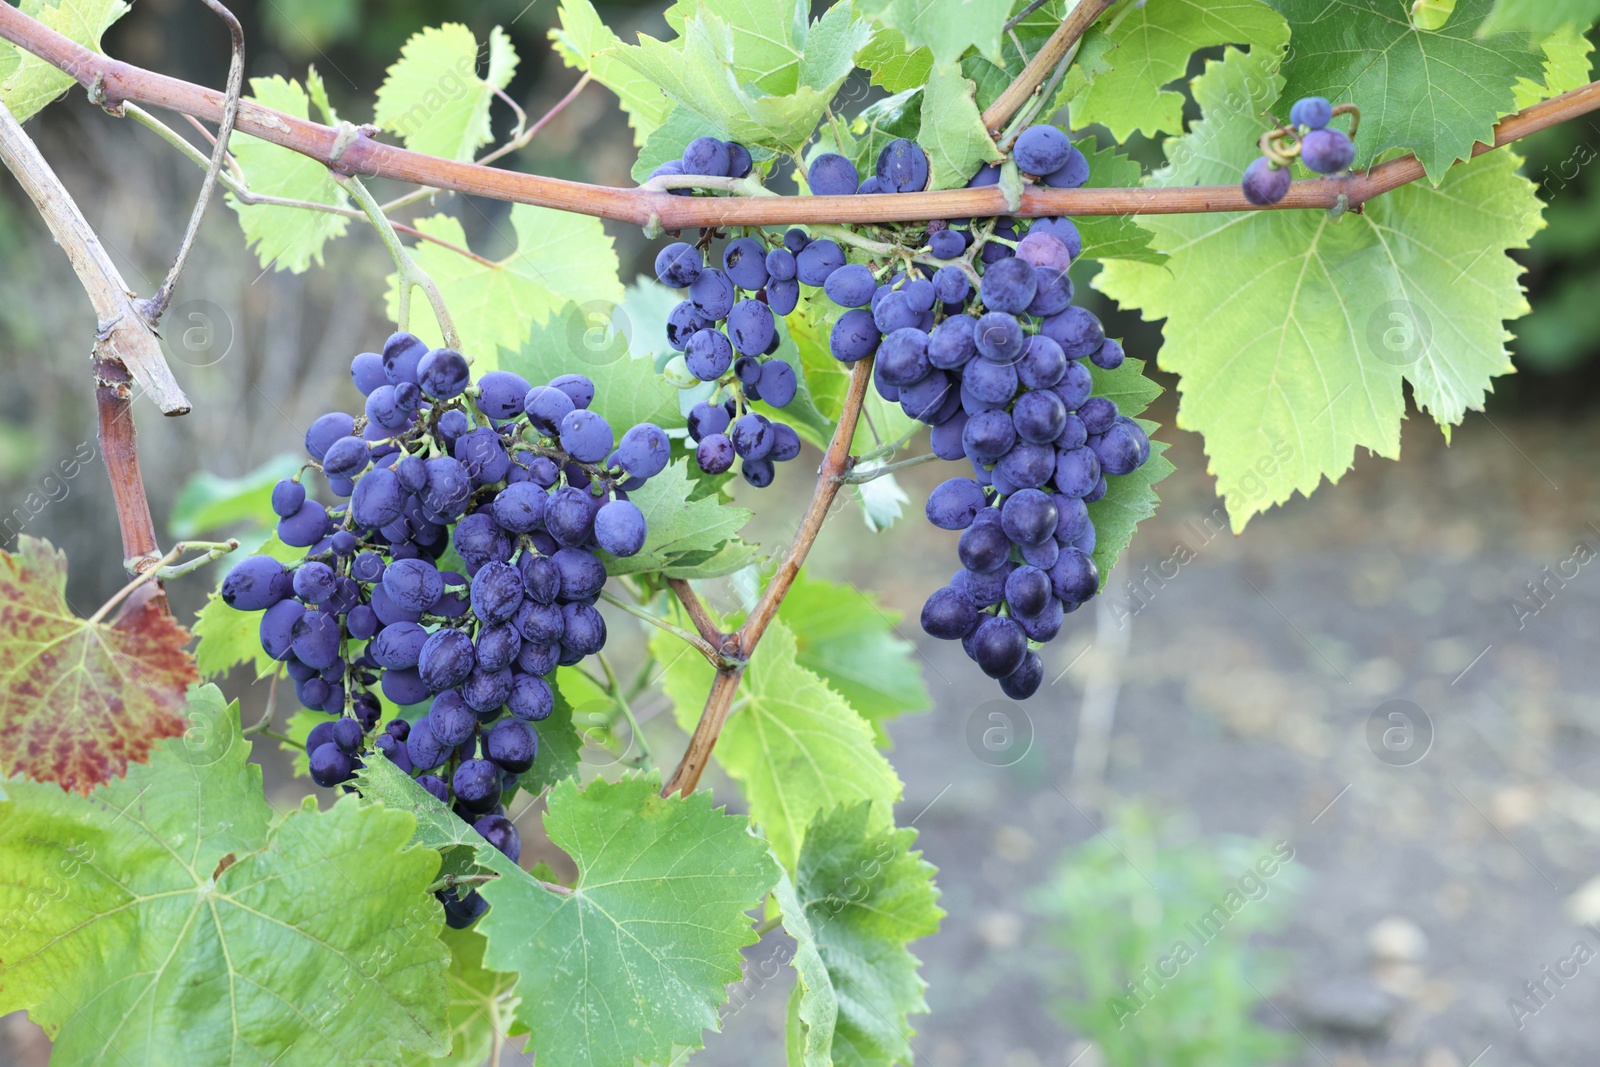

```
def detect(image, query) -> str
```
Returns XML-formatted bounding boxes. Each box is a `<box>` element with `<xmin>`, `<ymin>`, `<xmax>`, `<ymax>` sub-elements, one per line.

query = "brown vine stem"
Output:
<box><xmin>666</xmin><ymin>578</ymin><xmax>727</xmax><ymax>651</ymax></box>
<box><xmin>663</xmin><ymin>358</ymin><xmax>874</xmax><ymax>798</ymax></box>
<box><xmin>4</xmin><ymin>4</ymin><xmax>1599</xmax><ymax>229</ymax></box>
<box><xmin>981</xmin><ymin>0</ymin><xmax>1118</xmax><ymax>136</ymax></box>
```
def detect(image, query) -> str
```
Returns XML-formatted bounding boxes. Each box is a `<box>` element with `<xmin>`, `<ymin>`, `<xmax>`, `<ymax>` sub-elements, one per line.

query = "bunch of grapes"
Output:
<box><xmin>220</xmin><ymin>331</ymin><xmax>669</xmax><ymax>927</ymax></box>
<box><xmin>1241</xmin><ymin>95</ymin><xmax>1359</xmax><ymax>206</ymax></box>
<box><xmin>651</xmin><ymin>136</ymin><xmax>804</xmax><ymax>487</ymax></box>
<box><xmin>790</xmin><ymin>125</ymin><xmax>1150</xmax><ymax>700</ymax></box>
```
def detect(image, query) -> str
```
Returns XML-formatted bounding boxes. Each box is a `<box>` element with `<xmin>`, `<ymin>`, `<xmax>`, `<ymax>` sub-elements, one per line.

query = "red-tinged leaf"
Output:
<box><xmin>0</xmin><ymin>536</ymin><xmax>194</xmax><ymax>793</ymax></box>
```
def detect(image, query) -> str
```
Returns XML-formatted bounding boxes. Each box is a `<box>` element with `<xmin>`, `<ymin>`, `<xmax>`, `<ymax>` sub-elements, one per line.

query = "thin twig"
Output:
<box><xmin>335</xmin><ymin>174</ymin><xmax>461</xmax><ymax>349</ymax></box>
<box><xmin>835</xmin><ymin>451</ymin><xmax>940</xmax><ymax>484</ymax></box>
<box><xmin>87</xmin><ymin>543</ymin><xmax>182</xmax><ymax>624</ymax></box>
<box><xmin>4</xmin><ymin>5</ymin><xmax>1593</xmax><ymax>226</ymax></box>
<box><xmin>597</xmin><ymin>650</ymin><xmax>654</xmax><ymax>771</ymax></box>
<box><xmin>982</xmin><ymin>0</ymin><xmax>1119</xmax><ymax>135</ymax></box>
<box><xmin>598</xmin><ymin>587</ymin><xmax>727</xmax><ymax>668</ymax></box>
<box><xmin>242</xmin><ymin>671</ymin><xmax>281</xmax><ymax>735</ymax></box>
<box><xmin>665</xmin><ymin>578</ymin><xmax>727</xmax><ymax>649</ymax></box>
<box><xmin>138</xmin><ymin>0</ymin><xmax>243</xmax><ymax>326</ymax></box>
<box><xmin>664</xmin><ymin>358</ymin><xmax>875</xmax><ymax>798</ymax></box>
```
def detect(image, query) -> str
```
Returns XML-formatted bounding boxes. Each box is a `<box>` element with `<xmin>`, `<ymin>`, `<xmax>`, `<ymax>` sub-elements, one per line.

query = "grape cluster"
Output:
<box><xmin>785</xmin><ymin>125</ymin><xmax>1149</xmax><ymax>700</ymax></box>
<box><xmin>1241</xmin><ymin>96</ymin><xmax>1358</xmax><ymax>207</ymax></box>
<box><xmin>652</xmin><ymin>136</ymin><xmax>805</xmax><ymax>487</ymax></box>
<box><xmin>221</xmin><ymin>331</ymin><xmax>669</xmax><ymax>927</ymax></box>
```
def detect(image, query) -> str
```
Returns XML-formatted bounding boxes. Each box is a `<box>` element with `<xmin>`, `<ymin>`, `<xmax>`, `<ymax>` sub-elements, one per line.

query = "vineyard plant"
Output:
<box><xmin>0</xmin><ymin>0</ymin><xmax>1591</xmax><ymax>1062</ymax></box>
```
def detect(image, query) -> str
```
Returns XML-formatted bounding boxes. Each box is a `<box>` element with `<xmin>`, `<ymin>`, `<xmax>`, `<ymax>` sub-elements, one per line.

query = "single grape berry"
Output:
<box><xmin>1300</xmin><ymin>128</ymin><xmax>1355</xmax><ymax>175</ymax></box>
<box><xmin>1241</xmin><ymin>157</ymin><xmax>1292</xmax><ymax>206</ymax></box>
<box><xmin>1290</xmin><ymin>96</ymin><xmax>1333</xmax><ymax>130</ymax></box>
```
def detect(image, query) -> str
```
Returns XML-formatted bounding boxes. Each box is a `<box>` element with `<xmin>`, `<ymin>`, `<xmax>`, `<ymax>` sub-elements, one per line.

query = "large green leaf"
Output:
<box><xmin>780</xmin><ymin>804</ymin><xmax>943</xmax><ymax>1067</ymax></box>
<box><xmin>1095</xmin><ymin>44</ymin><xmax>1542</xmax><ymax>529</ymax></box>
<box><xmin>656</xmin><ymin>620</ymin><xmax>902</xmax><ymax>869</ymax></box>
<box><xmin>392</xmin><ymin>206</ymin><xmax>623</xmax><ymax>368</ymax></box>
<box><xmin>919</xmin><ymin>63</ymin><xmax>1000</xmax><ymax>191</ymax></box>
<box><xmin>776</xmin><ymin>572</ymin><xmax>929</xmax><ymax>743</ymax></box>
<box><xmin>1062</xmin><ymin>0</ymin><xmax>1290</xmax><ymax>140</ymax></box>
<box><xmin>853</xmin><ymin>0</ymin><xmax>1011</xmax><ymax>65</ymax></box>
<box><xmin>374</xmin><ymin>24</ymin><xmax>518</xmax><ymax>162</ymax></box>
<box><xmin>593</xmin><ymin>459</ymin><xmax>761</xmax><ymax>579</ymax></box>
<box><xmin>550</xmin><ymin>0</ymin><xmax>673</xmax><ymax>144</ymax></box>
<box><xmin>1511</xmin><ymin>24</ymin><xmax>1594</xmax><ymax>107</ymax></box>
<box><xmin>1076</xmin><ymin>138</ymin><xmax>1163</xmax><ymax>265</ymax></box>
<box><xmin>1483</xmin><ymin>0</ymin><xmax>1600</xmax><ymax>35</ymax></box>
<box><xmin>168</xmin><ymin>453</ymin><xmax>301</xmax><ymax>539</ymax></box>
<box><xmin>0</xmin><ymin>686</ymin><xmax>450</xmax><ymax>1063</ymax></box>
<box><xmin>0</xmin><ymin>0</ymin><xmax>128</xmax><ymax>120</ymax></box>
<box><xmin>606</xmin><ymin>1</ymin><xmax>867</xmax><ymax>151</ymax></box>
<box><xmin>226</xmin><ymin>76</ymin><xmax>352</xmax><ymax>273</ymax></box>
<box><xmin>1269</xmin><ymin>0</ymin><xmax>1544</xmax><ymax>182</ymax></box>
<box><xmin>856</xmin><ymin>26</ymin><xmax>933</xmax><ymax>92</ymax></box>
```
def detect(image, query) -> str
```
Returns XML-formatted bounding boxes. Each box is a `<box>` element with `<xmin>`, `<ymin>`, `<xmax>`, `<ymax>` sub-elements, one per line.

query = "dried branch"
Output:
<box><xmin>981</xmin><ymin>0</ymin><xmax>1119</xmax><ymax>136</ymax></box>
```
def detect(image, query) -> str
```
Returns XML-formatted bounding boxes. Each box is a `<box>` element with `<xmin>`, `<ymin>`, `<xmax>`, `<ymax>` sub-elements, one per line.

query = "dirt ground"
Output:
<box><xmin>7</xmin><ymin>397</ymin><xmax>1600</xmax><ymax>1067</ymax></box>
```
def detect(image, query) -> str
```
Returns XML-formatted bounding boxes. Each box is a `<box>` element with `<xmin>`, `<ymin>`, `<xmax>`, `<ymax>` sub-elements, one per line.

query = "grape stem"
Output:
<box><xmin>981</xmin><ymin>0</ymin><xmax>1120</xmax><ymax>136</ymax></box>
<box><xmin>835</xmin><ymin>451</ymin><xmax>940</xmax><ymax>484</ymax></box>
<box><xmin>665</xmin><ymin>578</ymin><xmax>732</xmax><ymax>654</ymax></box>
<box><xmin>599</xmin><ymin>588</ymin><xmax>726</xmax><ymax>667</ymax></box>
<box><xmin>336</xmin><ymin>173</ymin><xmax>462</xmax><ymax>349</ymax></box>
<box><xmin>597</xmin><ymin>650</ymin><xmax>655</xmax><ymax>771</ymax></box>
<box><xmin>4</xmin><ymin>0</ymin><xmax>1597</xmax><ymax>226</ymax></box>
<box><xmin>241</xmin><ymin>671</ymin><xmax>282</xmax><ymax>736</ymax></box>
<box><xmin>663</xmin><ymin>357</ymin><xmax>874</xmax><ymax>798</ymax></box>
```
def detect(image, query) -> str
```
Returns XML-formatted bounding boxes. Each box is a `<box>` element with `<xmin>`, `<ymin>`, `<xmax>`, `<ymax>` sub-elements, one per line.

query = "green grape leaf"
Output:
<box><xmin>168</xmin><ymin>453</ymin><xmax>301</xmax><ymax>538</ymax></box>
<box><xmin>606</xmin><ymin>2</ymin><xmax>868</xmax><ymax>151</ymax></box>
<box><xmin>854</xmin><ymin>0</ymin><xmax>1010</xmax><ymax>65</ymax></box>
<box><xmin>1084</xmin><ymin>360</ymin><xmax>1174</xmax><ymax>584</ymax></box>
<box><xmin>919</xmin><ymin>63</ymin><xmax>1000</xmax><ymax>191</ymax></box>
<box><xmin>1062</xmin><ymin>0</ymin><xmax>1289</xmax><ymax>140</ymax></box>
<box><xmin>777</xmin><ymin>572</ymin><xmax>930</xmax><ymax>745</ymax></box>
<box><xmin>0</xmin><ymin>686</ymin><xmax>450</xmax><ymax>1063</ymax></box>
<box><xmin>521</xmin><ymin>671</ymin><xmax>585</xmax><ymax>795</ymax></box>
<box><xmin>0</xmin><ymin>537</ymin><xmax>194</xmax><ymax>793</ymax></box>
<box><xmin>1270</xmin><ymin>0</ymin><xmax>1544</xmax><ymax>182</ymax></box>
<box><xmin>374</xmin><ymin>23</ymin><xmax>518</xmax><ymax>162</ymax></box>
<box><xmin>1076</xmin><ymin>138</ymin><xmax>1164</xmax><ymax>264</ymax></box>
<box><xmin>502</xmin><ymin>300</ymin><xmax>682</xmax><ymax>431</ymax></box>
<box><xmin>191</xmin><ymin>534</ymin><xmax>304</xmax><ymax>681</ymax></box>
<box><xmin>393</xmin><ymin>207</ymin><xmax>623</xmax><ymax>368</ymax></box>
<box><xmin>403</xmin><ymin>927</ymin><xmax>521</xmax><ymax>1067</ymax></box>
<box><xmin>856</xmin><ymin>26</ymin><xmax>933</xmax><ymax>92</ymax></box>
<box><xmin>595</xmin><ymin>459</ymin><xmax>760</xmax><ymax>579</ymax></box>
<box><xmin>655</xmin><ymin>620</ymin><xmax>902</xmax><ymax>869</ymax></box>
<box><xmin>1095</xmin><ymin>44</ymin><xmax>1541</xmax><ymax>530</ymax></box>
<box><xmin>780</xmin><ymin>804</ymin><xmax>943</xmax><ymax>1067</ymax></box>
<box><xmin>0</xmin><ymin>0</ymin><xmax>128</xmax><ymax>121</ymax></box>
<box><xmin>1482</xmin><ymin>0</ymin><xmax>1600</xmax><ymax>35</ymax></box>
<box><xmin>357</xmin><ymin>762</ymin><xmax>778</xmax><ymax>1067</ymax></box>
<box><xmin>1512</xmin><ymin>25</ymin><xmax>1593</xmax><ymax>107</ymax></box>
<box><xmin>550</xmin><ymin>0</ymin><xmax>674</xmax><ymax>145</ymax></box>
<box><xmin>226</xmin><ymin>75</ymin><xmax>352</xmax><ymax>273</ymax></box>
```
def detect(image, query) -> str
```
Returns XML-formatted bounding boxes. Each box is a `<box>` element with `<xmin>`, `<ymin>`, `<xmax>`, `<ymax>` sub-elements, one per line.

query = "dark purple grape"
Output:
<box><xmin>453</xmin><ymin>758</ymin><xmax>502</xmax><ymax>812</ymax></box>
<box><xmin>492</xmin><ymin>482</ymin><xmax>547</xmax><ymax>534</ymax></box>
<box><xmin>1241</xmin><ymin>157</ymin><xmax>1292</xmax><ymax>206</ymax></box>
<box><xmin>1017</xmin><ymin>335</ymin><xmax>1067</xmax><ymax>389</ymax></box>
<box><xmin>351</xmin><ymin>468</ymin><xmax>405</xmax><ymax>529</ymax></box>
<box><xmin>473</xmin><ymin>813</ymin><xmax>522</xmax><ymax>862</ymax></box>
<box><xmin>877</xmin><ymin>328</ymin><xmax>931</xmax><ymax>387</ymax></box>
<box><xmin>1291</xmin><ymin>96</ymin><xmax>1333</xmax><ymax>130</ymax></box>
<box><xmin>271</xmin><ymin>479</ymin><xmax>305</xmax><ymax>518</ymax></box>
<box><xmin>1041</xmin><ymin>145</ymin><xmax>1090</xmax><ymax>189</ymax></box>
<box><xmin>795</xmin><ymin>240</ymin><xmax>845</xmax><ymax>286</ymax></box>
<box><xmin>1078</xmin><ymin>396</ymin><xmax>1118</xmax><ymax>435</ymax></box>
<box><xmin>1091</xmin><ymin>339</ymin><xmax>1125</xmax><ymax>371</ymax></box>
<box><xmin>417</xmin><ymin>348</ymin><xmax>470</xmax><ymax>399</ymax></box>
<box><xmin>930</xmin><ymin>231</ymin><xmax>965</xmax><ymax>260</ymax></box>
<box><xmin>958</xmin><ymin>521</ymin><xmax>1010</xmax><ymax>573</ymax></box>
<box><xmin>292</xmin><ymin>561</ymin><xmax>336</xmax><ymax>605</ymax></box>
<box><xmin>559</xmin><ymin>410</ymin><xmax>613</xmax><ymax>463</ymax></box>
<box><xmin>963</xmin><ymin>357</ymin><xmax>1018</xmax><ymax>405</ymax></box>
<box><xmin>222</xmin><ymin>556</ymin><xmax>287</xmax><ymax>610</ymax></box>
<box><xmin>655</xmin><ymin>242</ymin><xmax>704</xmax><ymax>288</ymax></box>
<box><xmin>549</xmin><ymin>374</ymin><xmax>596</xmax><ymax>411</ymax></box>
<box><xmin>726</xmin><ymin>141</ymin><xmax>753</xmax><ymax>178</ymax></box>
<box><xmin>382</xmin><ymin>558</ymin><xmax>443</xmax><ymax>614</ymax></box>
<box><xmin>723</xmin><ymin>237</ymin><xmax>769</xmax><ymax>290</ymax></box>
<box><xmin>1301</xmin><ymin>128</ymin><xmax>1355</xmax><ymax>174</ymax></box>
<box><xmin>926</xmin><ymin>478</ymin><xmax>988</xmax><ymax>530</ymax></box>
<box><xmin>682</xmin><ymin>135</ymin><xmax>730</xmax><ymax>176</ymax></box>
<box><xmin>766</xmin><ymin>248</ymin><xmax>797</xmax><ymax>281</ymax></box>
<box><xmin>727</xmin><ymin>300</ymin><xmax>776</xmax><ymax>355</ymax></box>
<box><xmin>824</xmin><ymin>264</ymin><xmax>876</xmax><ymax>308</ymax></box>
<box><xmin>1004</xmin><ymin>565</ymin><xmax>1052</xmax><ymax>618</ymax></box>
<box><xmin>689</xmin><ymin>268</ymin><xmax>736</xmax><ymax>320</ymax></box>
<box><xmin>278</xmin><ymin>500</ymin><xmax>330</xmax><ymax>548</ymax></box>
<box><xmin>979</xmin><ymin>257</ymin><xmax>1038</xmax><ymax>316</ymax></box>
<box><xmin>1049</xmin><ymin>547</ymin><xmax>1099</xmax><ymax>605</ymax></box>
<box><xmin>757</xmin><ymin>361</ymin><xmax>797</xmax><ymax>408</ymax></box>
<box><xmin>666</xmin><ymin>301</ymin><xmax>712</xmax><ymax>350</ymax></box>
<box><xmin>305</xmin><ymin>412</ymin><xmax>355</xmax><ymax>460</ymax></box>
<box><xmin>928</xmin><ymin>316</ymin><xmax>977</xmax><ymax>370</ymax></box>
<box><xmin>471</xmin><ymin>562</ymin><xmax>525</xmax><ymax>624</ymax></box>
<box><xmin>783</xmin><ymin>228</ymin><xmax>809</xmax><ymax>253</ymax></box>
<box><xmin>616</xmin><ymin>423</ymin><xmax>670</xmax><ymax>479</ymax></box>
<box><xmin>697</xmin><ymin>434</ymin><xmax>735</xmax><ymax>474</ymax></box>
<box><xmin>1000</xmin><ymin>488</ymin><xmax>1059</xmax><ymax>546</ymax></box>
<box><xmin>594</xmin><ymin>500</ymin><xmax>647</xmax><ymax>556</ymax></box>
<box><xmin>507</xmin><ymin>674</ymin><xmax>554</xmax><ymax>721</ymax></box>
<box><xmin>1014</xmin><ymin>124</ymin><xmax>1071</xmax><ymax>176</ymax></box>
<box><xmin>969</xmin><ymin>615</ymin><xmax>1028</xmax><ymax>679</ymax></box>
<box><xmin>995</xmin><ymin>442</ymin><xmax>1054</xmax><ymax>490</ymax></box>
<box><xmin>766</xmin><ymin>278</ymin><xmax>800</xmax><ymax>315</ymax></box>
<box><xmin>769</xmin><ymin>424</ymin><xmax>801</xmax><ymax>462</ymax></box>
<box><xmin>1028</xmin><ymin>217</ymin><xmax>1082</xmax><ymax>259</ymax></box>
<box><xmin>370</xmin><ymin>621</ymin><xmax>428</xmax><ymax>669</ymax></box>
<box><xmin>999</xmin><ymin>652</ymin><xmax>1044</xmax><ymax>699</ymax></box>
<box><xmin>485</xmin><ymin>718</ymin><xmax>537</xmax><ymax>773</ymax></box>
<box><xmin>476</xmin><ymin>371</ymin><xmax>533</xmax><ymax>419</ymax></box>
<box><xmin>829</xmin><ymin>309</ymin><xmax>880</xmax><ymax>363</ymax></box>
<box><xmin>350</xmin><ymin>351</ymin><xmax>387</xmax><ymax>395</ymax></box>
<box><xmin>462</xmin><ymin>665</ymin><xmax>513</xmax><ymax>714</ymax></box>
<box><xmin>730</xmin><ymin>413</ymin><xmax>775</xmax><ymax>459</ymax></box>
<box><xmin>807</xmin><ymin>153</ymin><xmax>859</xmax><ymax>196</ymax></box>
<box><xmin>973</xmin><ymin>312</ymin><xmax>1025</xmax><ymax>365</ymax></box>
<box><xmin>419</xmin><ymin>629</ymin><xmax>475</xmax><ymax>692</ymax></box>
<box><xmin>516</xmin><ymin>600</ymin><xmax>565</xmax><ymax>644</ymax></box>
<box><xmin>330</xmin><ymin>717</ymin><xmax>364</xmax><ymax>754</ymax></box>
<box><xmin>962</xmin><ymin>410</ymin><xmax>1016</xmax><ymax>465</ymax></box>
<box><xmin>552</xmin><ymin>547</ymin><xmax>606</xmax><ymax>601</ymax></box>
<box><xmin>560</xmin><ymin>602</ymin><xmax>606</xmax><ymax>656</ymax></box>
<box><xmin>309</xmin><ymin>743</ymin><xmax>355</xmax><ymax>787</ymax></box>
<box><xmin>921</xmin><ymin>586</ymin><xmax>979</xmax><ymax>639</ymax></box>
<box><xmin>876</xmin><ymin>138</ymin><xmax>929</xmax><ymax>193</ymax></box>
<box><xmin>1089</xmin><ymin>420</ymin><xmax>1147</xmax><ymax>476</ymax></box>
<box><xmin>1013</xmin><ymin>390</ymin><xmax>1068</xmax><ymax>445</ymax></box>
<box><xmin>259</xmin><ymin>599</ymin><xmax>305</xmax><ymax>660</ymax></box>
<box><xmin>1042</xmin><ymin>306</ymin><xmax>1105</xmax><ymax>360</ymax></box>
<box><xmin>873</xmin><ymin>291</ymin><xmax>919</xmax><ymax>333</ymax></box>
<box><xmin>688</xmin><ymin>401</ymin><xmax>730</xmax><ymax>440</ymax></box>
<box><xmin>381</xmin><ymin>332</ymin><xmax>427</xmax><ymax>385</ymax></box>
